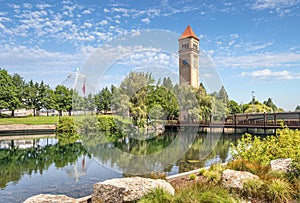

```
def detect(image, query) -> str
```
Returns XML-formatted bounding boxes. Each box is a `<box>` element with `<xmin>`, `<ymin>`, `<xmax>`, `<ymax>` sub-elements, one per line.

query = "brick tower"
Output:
<box><xmin>178</xmin><ymin>25</ymin><xmax>199</xmax><ymax>88</ymax></box>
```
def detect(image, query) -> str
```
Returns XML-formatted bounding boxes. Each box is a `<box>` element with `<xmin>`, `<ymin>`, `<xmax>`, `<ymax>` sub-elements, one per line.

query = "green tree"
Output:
<box><xmin>0</xmin><ymin>69</ymin><xmax>19</xmax><ymax>116</ymax></box>
<box><xmin>10</xmin><ymin>73</ymin><xmax>25</xmax><ymax>116</ymax></box>
<box><xmin>263</xmin><ymin>98</ymin><xmax>278</xmax><ymax>112</ymax></box>
<box><xmin>23</xmin><ymin>80</ymin><xmax>43</xmax><ymax>116</ymax></box>
<box><xmin>95</xmin><ymin>87</ymin><xmax>112</xmax><ymax>114</ymax></box>
<box><xmin>228</xmin><ymin>100</ymin><xmax>242</xmax><ymax>114</ymax></box>
<box><xmin>295</xmin><ymin>105</ymin><xmax>300</xmax><ymax>112</ymax></box>
<box><xmin>53</xmin><ymin>85</ymin><xmax>73</xmax><ymax>116</ymax></box>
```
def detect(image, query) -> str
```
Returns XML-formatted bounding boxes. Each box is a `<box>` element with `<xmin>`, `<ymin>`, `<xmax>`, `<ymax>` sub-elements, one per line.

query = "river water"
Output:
<box><xmin>0</xmin><ymin>130</ymin><xmax>242</xmax><ymax>202</ymax></box>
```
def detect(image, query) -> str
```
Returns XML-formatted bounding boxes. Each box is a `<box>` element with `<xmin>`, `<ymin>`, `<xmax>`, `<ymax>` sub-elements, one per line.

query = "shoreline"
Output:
<box><xmin>0</xmin><ymin>124</ymin><xmax>55</xmax><ymax>135</ymax></box>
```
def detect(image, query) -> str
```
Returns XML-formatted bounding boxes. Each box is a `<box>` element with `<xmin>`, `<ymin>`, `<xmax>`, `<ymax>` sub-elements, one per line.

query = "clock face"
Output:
<box><xmin>183</xmin><ymin>59</ymin><xmax>188</xmax><ymax>65</ymax></box>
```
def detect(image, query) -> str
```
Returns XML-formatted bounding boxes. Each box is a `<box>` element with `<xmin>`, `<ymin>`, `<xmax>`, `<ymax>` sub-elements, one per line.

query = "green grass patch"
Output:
<box><xmin>0</xmin><ymin>116</ymin><xmax>59</xmax><ymax>125</ymax></box>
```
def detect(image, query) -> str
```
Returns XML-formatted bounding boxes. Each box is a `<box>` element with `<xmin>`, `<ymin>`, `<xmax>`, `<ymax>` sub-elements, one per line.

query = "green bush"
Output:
<box><xmin>189</xmin><ymin>173</ymin><xmax>197</xmax><ymax>181</ymax></box>
<box><xmin>266</xmin><ymin>179</ymin><xmax>295</xmax><ymax>203</ymax></box>
<box><xmin>55</xmin><ymin>116</ymin><xmax>76</xmax><ymax>133</ymax></box>
<box><xmin>198</xmin><ymin>188</ymin><xmax>236</xmax><ymax>203</ymax></box>
<box><xmin>138</xmin><ymin>188</ymin><xmax>173</xmax><ymax>203</ymax></box>
<box><xmin>55</xmin><ymin>116</ymin><xmax>79</xmax><ymax>145</ymax></box>
<box><xmin>242</xmin><ymin>179</ymin><xmax>265</xmax><ymax>199</ymax></box>
<box><xmin>230</xmin><ymin>127</ymin><xmax>300</xmax><ymax>165</ymax></box>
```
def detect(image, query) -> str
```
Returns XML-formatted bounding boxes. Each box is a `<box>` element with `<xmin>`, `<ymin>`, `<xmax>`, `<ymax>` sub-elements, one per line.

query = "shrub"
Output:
<box><xmin>227</xmin><ymin>159</ymin><xmax>270</xmax><ymax>177</ymax></box>
<box><xmin>189</xmin><ymin>173</ymin><xmax>197</xmax><ymax>181</ymax></box>
<box><xmin>55</xmin><ymin>116</ymin><xmax>76</xmax><ymax>133</ymax></box>
<box><xmin>266</xmin><ymin>179</ymin><xmax>295</xmax><ymax>203</ymax></box>
<box><xmin>138</xmin><ymin>188</ymin><xmax>173</xmax><ymax>203</ymax></box>
<box><xmin>198</xmin><ymin>188</ymin><xmax>236</xmax><ymax>203</ymax></box>
<box><xmin>203</xmin><ymin>170</ymin><xmax>221</xmax><ymax>184</ymax></box>
<box><xmin>242</xmin><ymin>179</ymin><xmax>265</xmax><ymax>199</ymax></box>
<box><xmin>230</xmin><ymin>127</ymin><xmax>300</xmax><ymax>165</ymax></box>
<box><xmin>199</xmin><ymin>168</ymin><xmax>206</xmax><ymax>175</ymax></box>
<box><xmin>150</xmin><ymin>172</ymin><xmax>166</xmax><ymax>180</ymax></box>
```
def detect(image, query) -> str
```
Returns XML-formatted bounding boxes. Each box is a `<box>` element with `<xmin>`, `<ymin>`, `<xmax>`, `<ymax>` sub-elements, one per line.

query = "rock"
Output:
<box><xmin>92</xmin><ymin>177</ymin><xmax>175</xmax><ymax>203</ymax></box>
<box><xmin>221</xmin><ymin>169</ymin><xmax>259</xmax><ymax>190</ymax></box>
<box><xmin>23</xmin><ymin>194</ymin><xmax>76</xmax><ymax>203</ymax></box>
<box><xmin>270</xmin><ymin>158</ymin><xmax>293</xmax><ymax>172</ymax></box>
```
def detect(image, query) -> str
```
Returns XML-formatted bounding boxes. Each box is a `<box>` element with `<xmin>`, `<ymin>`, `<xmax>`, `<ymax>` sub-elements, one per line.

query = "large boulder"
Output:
<box><xmin>92</xmin><ymin>177</ymin><xmax>175</xmax><ymax>203</ymax></box>
<box><xmin>23</xmin><ymin>194</ymin><xmax>76</xmax><ymax>203</ymax></box>
<box><xmin>221</xmin><ymin>169</ymin><xmax>259</xmax><ymax>190</ymax></box>
<box><xmin>270</xmin><ymin>158</ymin><xmax>293</xmax><ymax>172</ymax></box>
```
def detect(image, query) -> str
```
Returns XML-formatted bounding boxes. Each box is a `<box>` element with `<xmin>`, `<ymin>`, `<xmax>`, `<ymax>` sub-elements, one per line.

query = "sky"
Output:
<box><xmin>0</xmin><ymin>0</ymin><xmax>299</xmax><ymax>111</ymax></box>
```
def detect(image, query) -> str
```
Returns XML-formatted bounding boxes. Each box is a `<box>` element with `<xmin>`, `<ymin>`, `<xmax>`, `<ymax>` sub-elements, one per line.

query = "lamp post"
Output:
<box><xmin>252</xmin><ymin>91</ymin><xmax>255</xmax><ymax>113</ymax></box>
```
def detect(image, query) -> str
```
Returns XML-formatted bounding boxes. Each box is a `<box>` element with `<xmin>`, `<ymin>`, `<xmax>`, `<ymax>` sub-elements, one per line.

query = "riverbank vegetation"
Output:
<box><xmin>1</xmin><ymin>69</ymin><xmax>286</xmax><ymax>127</ymax></box>
<box><xmin>139</xmin><ymin>127</ymin><xmax>300</xmax><ymax>202</ymax></box>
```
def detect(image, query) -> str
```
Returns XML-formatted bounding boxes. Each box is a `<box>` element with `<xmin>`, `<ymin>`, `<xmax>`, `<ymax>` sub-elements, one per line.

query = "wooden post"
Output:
<box><xmin>264</xmin><ymin>112</ymin><xmax>266</xmax><ymax>135</ymax></box>
<box><xmin>274</xmin><ymin>113</ymin><xmax>277</xmax><ymax>127</ymax></box>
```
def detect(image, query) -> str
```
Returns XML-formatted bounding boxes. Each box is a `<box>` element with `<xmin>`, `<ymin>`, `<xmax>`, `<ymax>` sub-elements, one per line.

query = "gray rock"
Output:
<box><xmin>23</xmin><ymin>194</ymin><xmax>76</xmax><ymax>203</ymax></box>
<box><xmin>221</xmin><ymin>169</ymin><xmax>259</xmax><ymax>190</ymax></box>
<box><xmin>270</xmin><ymin>158</ymin><xmax>293</xmax><ymax>172</ymax></box>
<box><xmin>92</xmin><ymin>177</ymin><xmax>175</xmax><ymax>203</ymax></box>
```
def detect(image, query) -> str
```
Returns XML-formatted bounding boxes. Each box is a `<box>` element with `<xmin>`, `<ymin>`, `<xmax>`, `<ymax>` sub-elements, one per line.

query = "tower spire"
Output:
<box><xmin>179</xmin><ymin>25</ymin><xmax>199</xmax><ymax>41</ymax></box>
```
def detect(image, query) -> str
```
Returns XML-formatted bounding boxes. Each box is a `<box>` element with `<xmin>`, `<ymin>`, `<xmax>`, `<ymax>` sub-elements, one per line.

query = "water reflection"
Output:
<box><xmin>0</xmin><ymin>137</ymin><xmax>88</xmax><ymax>189</ymax></box>
<box><xmin>0</xmin><ymin>131</ymin><xmax>241</xmax><ymax>202</ymax></box>
<box><xmin>81</xmin><ymin>130</ymin><xmax>242</xmax><ymax>175</ymax></box>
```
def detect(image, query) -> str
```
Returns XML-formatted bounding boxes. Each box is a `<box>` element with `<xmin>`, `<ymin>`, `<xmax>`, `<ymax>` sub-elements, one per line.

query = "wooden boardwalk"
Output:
<box><xmin>165</xmin><ymin>112</ymin><xmax>300</xmax><ymax>130</ymax></box>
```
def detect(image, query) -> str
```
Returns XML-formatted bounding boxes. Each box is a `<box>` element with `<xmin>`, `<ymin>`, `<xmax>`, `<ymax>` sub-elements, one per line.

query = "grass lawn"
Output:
<box><xmin>0</xmin><ymin>116</ymin><xmax>59</xmax><ymax>125</ymax></box>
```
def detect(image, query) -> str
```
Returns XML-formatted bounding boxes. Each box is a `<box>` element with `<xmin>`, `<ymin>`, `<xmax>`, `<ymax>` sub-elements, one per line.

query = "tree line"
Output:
<box><xmin>0</xmin><ymin>68</ymin><xmax>284</xmax><ymax>121</ymax></box>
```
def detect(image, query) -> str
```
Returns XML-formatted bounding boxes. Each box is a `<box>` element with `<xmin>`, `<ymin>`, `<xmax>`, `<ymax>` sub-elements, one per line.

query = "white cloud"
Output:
<box><xmin>230</xmin><ymin>34</ymin><xmax>239</xmax><ymax>39</ymax></box>
<box><xmin>141</xmin><ymin>18</ymin><xmax>151</xmax><ymax>24</ymax></box>
<box><xmin>215</xmin><ymin>52</ymin><xmax>300</xmax><ymax>69</ymax></box>
<box><xmin>23</xmin><ymin>3</ymin><xmax>32</xmax><ymax>9</ymax></box>
<box><xmin>0</xmin><ymin>23</ymin><xmax>5</xmax><ymax>30</ymax></box>
<box><xmin>241</xmin><ymin>69</ymin><xmax>300</xmax><ymax>80</ymax></box>
<box><xmin>82</xmin><ymin>9</ymin><xmax>92</xmax><ymax>14</ymax></box>
<box><xmin>252</xmin><ymin>0</ymin><xmax>299</xmax><ymax>10</ymax></box>
<box><xmin>245</xmin><ymin>42</ymin><xmax>274</xmax><ymax>51</ymax></box>
<box><xmin>99</xmin><ymin>20</ymin><xmax>108</xmax><ymax>26</ymax></box>
<box><xmin>103</xmin><ymin>8</ymin><xmax>110</xmax><ymax>13</ymax></box>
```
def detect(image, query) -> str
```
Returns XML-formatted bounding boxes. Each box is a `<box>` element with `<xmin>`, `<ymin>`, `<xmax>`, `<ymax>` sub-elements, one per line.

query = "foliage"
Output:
<box><xmin>241</xmin><ymin>179</ymin><xmax>265</xmax><ymax>199</ymax></box>
<box><xmin>0</xmin><ymin>69</ymin><xmax>19</xmax><ymax>115</ymax></box>
<box><xmin>296</xmin><ymin>105</ymin><xmax>300</xmax><ymax>112</ymax></box>
<box><xmin>226</xmin><ymin>159</ymin><xmax>270</xmax><ymax>177</ymax></box>
<box><xmin>228</xmin><ymin>100</ymin><xmax>242</xmax><ymax>114</ymax></box>
<box><xmin>266</xmin><ymin>179</ymin><xmax>295</xmax><ymax>203</ymax></box>
<box><xmin>138</xmin><ymin>188</ymin><xmax>173</xmax><ymax>203</ymax></box>
<box><xmin>189</xmin><ymin>173</ymin><xmax>197</xmax><ymax>180</ymax></box>
<box><xmin>53</xmin><ymin>85</ymin><xmax>73</xmax><ymax>116</ymax></box>
<box><xmin>150</xmin><ymin>172</ymin><xmax>167</xmax><ymax>180</ymax></box>
<box><xmin>55</xmin><ymin>116</ymin><xmax>79</xmax><ymax>144</ymax></box>
<box><xmin>230</xmin><ymin>127</ymin><xmax>300</xmax><ymax>165</ymax></box>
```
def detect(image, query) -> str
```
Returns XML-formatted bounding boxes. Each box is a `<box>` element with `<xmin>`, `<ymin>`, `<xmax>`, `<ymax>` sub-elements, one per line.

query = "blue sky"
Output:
<box><xmin>0</xmin><ymin>0</ymin><xmax>299</xmax><ymax>111</ymax></box>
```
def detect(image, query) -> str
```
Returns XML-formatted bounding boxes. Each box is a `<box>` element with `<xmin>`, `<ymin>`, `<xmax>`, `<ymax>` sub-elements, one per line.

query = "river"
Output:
<box><xmin>0</xmin><ymin>130</ymin><xmax>242</xmax><ymax>202</ymax></box>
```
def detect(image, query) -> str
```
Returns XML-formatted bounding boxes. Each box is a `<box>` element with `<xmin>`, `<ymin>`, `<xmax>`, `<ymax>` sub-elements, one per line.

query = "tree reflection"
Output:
<box><xmin>81</xmin><ymin>129</ymin><xmax>237</xmax><ymax>175</ymax></box>
<box><xmin>0</xmin><ymin>140</ymin><xmax>88</xmax><ymax>188</ymax></box>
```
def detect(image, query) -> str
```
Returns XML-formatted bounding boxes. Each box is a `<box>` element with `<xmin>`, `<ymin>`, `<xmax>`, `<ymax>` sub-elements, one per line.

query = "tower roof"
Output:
<box><xmin>179</xmin><ymin>25</ymin><xmax>199</xmax><ymax>41</ymax></box>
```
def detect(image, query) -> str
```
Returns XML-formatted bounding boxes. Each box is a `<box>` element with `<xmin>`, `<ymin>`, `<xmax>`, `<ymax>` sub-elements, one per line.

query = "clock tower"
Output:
<box><xmin>179</xmin><ymin>25</ymin><xmax>199</xmax><ymax>88</ymax></box>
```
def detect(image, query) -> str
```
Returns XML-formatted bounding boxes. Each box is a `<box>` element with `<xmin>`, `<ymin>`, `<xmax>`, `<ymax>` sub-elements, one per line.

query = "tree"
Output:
<box><xmin>263</xmin><ymin>98</ymin><xmax>277</xmax><ymax>112</ymax></box>
<box><xmin>23</xmin><ymin>80</ymin><xmax>43</xmax><ymax>116</ymax></box>
<box><xmin>95</xmin><ymin>87</ymin><xmax>112</xmax><ymax>114</ymax></box>
<box><xmin>216</xmin><ymin>85</ymin><xmax>229</xmax><ymax>105</ymax></box>
<box><xmin>228</xmin><ymin>100</ymin><xmax>242</xmax><ymax>114</ymax></box>
<box><xmin>0</xmin><ymin>69</ymin><xmax>19</xmax><ymax>116</ymax></box>
<box><xmin>10</xmin><ymin>73</ymin><xmax>25</xmax><ymax>116</ymax></box>
<box><xmin>53</xmin><ymin>85</ymin><xmax>73</xmax><ymax>116</ymax></box>
<box><xmin>39</xmin><ymin>81</ymin><xmax>55</xmax><ymax>116</ymax></box>
<box><xmin>296</xmin><ymin>105</ymin><xmax>300</xmax><ymax>112</ymax></box>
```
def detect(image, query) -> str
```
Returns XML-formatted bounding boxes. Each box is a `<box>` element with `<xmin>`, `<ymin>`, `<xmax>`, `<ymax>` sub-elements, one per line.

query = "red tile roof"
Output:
<box><xmin>179</xmin><ymin>25</ymin><xmax>199</xmax><ymax>41</ymax></box>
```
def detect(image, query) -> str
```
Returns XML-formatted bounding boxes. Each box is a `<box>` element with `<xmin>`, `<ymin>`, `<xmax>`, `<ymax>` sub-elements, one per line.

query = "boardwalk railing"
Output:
<box><xmin>165</xmin><ymin>112</ymin><xmax>300</xmax><ymax>130</ymax></box>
